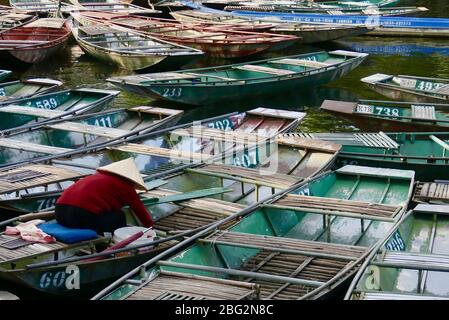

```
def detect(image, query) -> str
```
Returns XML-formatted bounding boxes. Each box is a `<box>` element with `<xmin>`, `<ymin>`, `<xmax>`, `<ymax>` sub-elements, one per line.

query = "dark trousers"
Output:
<box><xmin>55</xmin><ymin>204</ymin><xmax>126</xmax><ymax>234</ymax></box>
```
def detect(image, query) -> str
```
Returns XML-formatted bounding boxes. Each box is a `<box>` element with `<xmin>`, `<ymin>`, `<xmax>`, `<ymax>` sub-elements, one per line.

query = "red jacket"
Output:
<box><xmin>57</xmin><ymin>171</ymin><xmax>153</xmax><ymax>227</ymax></box>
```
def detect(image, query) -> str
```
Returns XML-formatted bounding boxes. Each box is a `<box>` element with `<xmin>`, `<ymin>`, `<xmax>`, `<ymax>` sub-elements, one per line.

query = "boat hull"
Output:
<box><xmin>111</xmin><ymin>56</ymin><xmax>366</xmax><ymax>106</ymax></box>
<box><xmin>366</xmin><ymin>83</ymin><xmax>449</xmax><ymax>103</ymax></box>
<box><xmin>324</xmin><ymin>110</ymin><xmax>449</xmax><ymax>132</ymax></box>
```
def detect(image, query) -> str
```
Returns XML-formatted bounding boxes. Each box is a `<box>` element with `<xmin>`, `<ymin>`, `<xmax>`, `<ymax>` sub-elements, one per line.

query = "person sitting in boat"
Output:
<box><xmin>55</xmin><ymin>158</ymin><xmax>153</xmax><ymax>234</ymax></box>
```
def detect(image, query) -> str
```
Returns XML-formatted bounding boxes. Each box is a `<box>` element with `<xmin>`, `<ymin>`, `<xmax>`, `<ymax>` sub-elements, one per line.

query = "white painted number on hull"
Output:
<box><xmin>162</xmin><ymin>88</ymin><xmax>182</xmax><ymax>98</ymax></box>
<box><xmin>39</xmin><ymin>265</ymin><xmax>80</xmax><ymax>290</ymax></box>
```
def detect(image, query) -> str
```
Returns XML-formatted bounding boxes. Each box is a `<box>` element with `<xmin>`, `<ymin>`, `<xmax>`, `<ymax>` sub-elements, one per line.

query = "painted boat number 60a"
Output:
<box><xmin>39</xmin><ymin>265</ymin><xmax>80</xmax><ymax>290</ymax></box>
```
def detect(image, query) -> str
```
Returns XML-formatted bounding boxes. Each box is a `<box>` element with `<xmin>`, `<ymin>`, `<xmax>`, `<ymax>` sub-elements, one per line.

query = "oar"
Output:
<box><xmin>0</xmin><ymin>210</ymin><xmax>55</xmax><ymax>228</ymax></box>
<box><xmin>86</xmin><ymin>227</ymin><xmax>155</xmax><ymax>262</ymax></box>
<box><xmin>141</xmin><ymin>187</ymin><xmax>233</xmax><ymax>206</ymax></box>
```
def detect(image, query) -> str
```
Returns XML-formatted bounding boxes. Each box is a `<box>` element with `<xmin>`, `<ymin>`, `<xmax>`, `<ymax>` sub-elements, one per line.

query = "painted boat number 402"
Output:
<box><xmin>356</xmin><ymin>104</ymin><xmax>400</xmax><ymax>117</ymax></box>
<box><xmin>39</xmin><ymin>265</ymin><xmax>80</xmax><ymax>290</ymax></box>
<box><xmin>207</xmin><ymin>118</ymin><xmax>232</xmax><ymax>131</ymax></box>
<box><xmin>162</xmin><ymin>88</ymin><xmax>182</xmax><ymax>98</ymax></box>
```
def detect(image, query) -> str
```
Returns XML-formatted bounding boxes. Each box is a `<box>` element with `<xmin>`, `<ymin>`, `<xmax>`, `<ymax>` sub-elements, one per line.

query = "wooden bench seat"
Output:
<box><xmin>233</xmin><ymin>64</ymin><xmax>295</xmax><ymax>76</ymax></box>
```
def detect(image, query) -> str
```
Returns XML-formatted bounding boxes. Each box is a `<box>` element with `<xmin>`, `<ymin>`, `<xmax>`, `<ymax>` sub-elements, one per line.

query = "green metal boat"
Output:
<box><xmin>0</xmin><ymin>106</ymin><xmax>184</xmax><ymax>168</ymax></box>
<box><xmin>0</xmin><ymin>110</ymin><xmax>308</xmax><ymax>214</ymax></box>
<box><xmin>0</xmin><ymin>88</ymin><xmax>120</xmax><ymax>135</ymax></box>
<box><xmin>95</xmin><ymin>165</ymin><xmax>415</xmax><ymax>300</ymax></box>
<box><xmin>361</xmin><ymin>74</ymin><xmax>449</xmax><ymax>103</ymax></box>
<box><xmin>321</xmin><ymin>99</ymin><xmax>449</xmax><ymax>132</ymax></box>
<box><xmin>346</xmin><ymin>204</ymin><xmax>449</xmax><ymax>300</ymax></box>
<box><xmin>107</xmin><ymin>50</ymin><xmax>368</xmax><ymax>106</ymax></box>
<box><xmin>0</xmin><ymin>70</ymin><xmax>11</xmax><ymax>82</ymax></box>
<box><xmin>289</xmin><ymin>131</ymin><xmax>449</xmax><ymax>181</ymax></box>
<box><xmin>0</xmin><ymin>78</ymin><xmax>63</xmax><ymax>105</ymax></box>
<box><xmin>0</xmin><ymin>137</ymin><xmax>339</xmax><ymax>296</ymax></box>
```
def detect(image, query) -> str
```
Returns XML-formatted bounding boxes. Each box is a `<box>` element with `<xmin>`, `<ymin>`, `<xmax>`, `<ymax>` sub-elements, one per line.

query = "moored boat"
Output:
<box><xmin>361</xmin><ymin>74</ymin><xmax>449</xmax><ymax>103</ymax></box>
<box><xmin>224</xmin><ymin>4</ymin><xmax>426</xmax><ymax>16</ymax></box>
<box><xmin>0</xmin><ymin>108</ymin><xmax>306</xmax><ymax>213</ymax></box>
<box><xmin>0</xmin><ymin>12</ymin><xmax>37</xmax><ymax>32</ymax></box>
<box><xmin>0</xmin><ymin>18</ymin><xmax>72</xmax><ymax>64</ymax></box>
<box><xmin>170</xmin><ymin>9</ymin><xmax>370</xmax><ymax>43</ymax></box>
<box><xmin>77</xmin><ymin>12</ymin><xmax>299</xmax><ymax>59</ymax></box>
<box><xmin>346</xmin><ymin>204</ymin><xmax>449</xmax><ymax>300</ymax></box>
<box><xmin>0</xmin><ymin>88</ymin><xmax>120</xmax><ymax>135</ymax></box>
<box><xmin>70</xmin><ymin>21</ymin><xmax>203</xmax><ymax>71</ymax></box>
<box><xmin>321</xmin><ymin>99</ymin><xmax>449</xmax><ymax>132</ymax></box>
<box><xmin>0</xmin><ymin>106</ymin><xmax>184</xmax><ymax>167</ymax></box>
<box><xmin>61</xmin><ymin>2</ymin><xmax>161</xmax><ymax>15</ymax></box>
<box><xmin>94</xmin><ymin>164</ymin><xmax>415</xmax><ymax>300</ymax></box>
<box><xmin>0</xmin><ymin>78</ymin><xmax>62</xmax><ymax>105</ymax></box>
<box><xmin>107</xmin><ymin>50</ymin><xmax>368</xmax><ymax>106</ymax></box>
<box><xmin>288</xmin><ymin>131</ymin><xmax>449</xmax><ymax>181</ymax></box>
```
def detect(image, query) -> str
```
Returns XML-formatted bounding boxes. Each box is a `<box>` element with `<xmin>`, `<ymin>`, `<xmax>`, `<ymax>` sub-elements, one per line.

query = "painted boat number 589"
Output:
<box><xmin>39</xmin><ymin>265</ymin><xmax>80</xmax><ymax>290</ymax></box>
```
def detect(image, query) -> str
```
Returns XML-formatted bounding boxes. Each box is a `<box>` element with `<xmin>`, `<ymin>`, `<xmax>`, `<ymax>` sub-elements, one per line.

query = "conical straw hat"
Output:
<box><xmin>97</xmin><ymin>158</ymin><xmax>147</xmax><ymax>190</ymax></box>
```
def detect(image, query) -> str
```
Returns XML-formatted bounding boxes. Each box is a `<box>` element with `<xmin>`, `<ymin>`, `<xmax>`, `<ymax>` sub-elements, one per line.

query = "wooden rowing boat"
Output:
<box><xmin>96</xmin><ymin>164</ymin><xmax>414</xmax><ymax>300</ymax></box>
<box><xmin>0</xmin><ymin>78</ymin><xmax>62</xmax><ymax>105</ymax></box>
<box><xmin>62</xmin><ymin>2</ymin><xmax>161</xmax><ymax>15</ymax></box>
<box><xmin>71</xmin><ymin>18</ymin><xmax>203</xmax><ymax>71</ymax></box>
<box><xmin>108</xmin><ymin>50</ymin><xmax>368</xmax><ymax>106</ymax></box>
<box><xmin>362</xmin><ymin>74</ymin><xmax>449</xmax><ymax>103</ymax></box>
<box><xmin>9</xmin><ymin>0</ymin><xmax>60</xmax><ymax>12</ymax></box>
<box><xmin>224</xmin><ymin>4</ymin><xmax>426</xmax><ymax>16</ymax></box>
<box><xmin>320</xmin><ymin>99</ymin><xmax>449</xmax><ymax>132</ymax></box>
<box><xmin>0</xmin><ymin>88</ymin><xmax>120</xmax><ymax>134</ymax></box>
<box><xmin>346</xmin><ymin>204</ymin><xmax>449</xmax><ymax>300</ymax></box>
<box><xmin>0</xmin><ymin>18</ymin><xmax>72</xmax><ymax>64</ymax></box>
<box><xmin>0</xmin><ymin>108</ymin><xmax>305</xmax><ymax>213</ymax></box>
<box><xmin>77</xmin><ymin>13</ymin><xmax>299</xmax><ymax>58</ymax></box>
<box><xmin>0</xmin><ymin>69</ymin><xmax>11</xmax><ymax>82</ymax></box>
<box><xmin>0</xmin><ymin>12</ymin><xmax>37</xmax><ymax>32</ymax></box>
<box><xmin>286</xmin><ymin>131</ymin><xmax>449</xmax><ymax>181</ymax></box>
<box><xmin>0</xmin><ymin>106</ymin><xmax>184</xmax><ymax>167</ymax></box>
<box><xmin>170</xmin><ymin>9</ymin><xmax>370</xmax><ymax>43</ymax></box>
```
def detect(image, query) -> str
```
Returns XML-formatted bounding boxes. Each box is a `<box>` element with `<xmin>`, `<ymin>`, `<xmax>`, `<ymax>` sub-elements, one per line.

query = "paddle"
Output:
<box><xmin>86</xmin><ymin>227</ymin><xmax>155</xmax><ymax>262</ymax></box>
<box><xmin>140</xmin><ymin>187</ymin><xmax>234</xmax><ymax>206</ymax></box>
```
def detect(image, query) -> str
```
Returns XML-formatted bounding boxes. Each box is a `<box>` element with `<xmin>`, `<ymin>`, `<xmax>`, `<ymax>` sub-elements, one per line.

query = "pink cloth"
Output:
<box><xmin>5</xmin><ymin>219</ymin><xmax>56</xmax><ymax>244</ymax></box>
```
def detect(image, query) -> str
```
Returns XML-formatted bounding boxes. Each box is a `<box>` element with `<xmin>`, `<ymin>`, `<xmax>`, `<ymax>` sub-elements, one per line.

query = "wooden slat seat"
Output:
<box><xmin>110</xmin><ymin>143</ymin><xmax>211</xmax><ymax>161</ymax></box>
<box><xmin>414</xmin><ymin>182</ymin><xmax>449</xmax><ymax>202</ymax></box>
<box><xmin>139</xmin><ymin>72</ymin><xmax>199</xmax><ymax>81</ymax></box>
<box><xmin>0</xmin><ymin>164</ymin><xmax>85</xmax><ymax>195</ymax></box>
<box><xmin>183</xmin><ymin>72</ymin><xmax>236</xmax><ymax>81</ymax></box>
<box><xmin>269</xmin><ymin>58</ymin><xmax>332</xmax><ymax>68</ymax></box>
<box><xmin>126</xmin><ymin>271</ymin><xmax>258</xmax><ymax>300</ymax></box>
<box><xmin>199</xmin><ymin>163</ymin><xmax>301</xmax><ymax>189</ymax></box>
<box><xmin>381</xmin><ymin>251</ymin><xmax>449</xmax><ymax>270</ymax></box>
<box><xmin>47</xmin><ymin>122</ymin><xmax>129</xmax><ymax>138</ymax></box>
<box><xmin>233</xmin><ymin>64</ymin><xmax>295</xmax><ymax>76</ymax></box>
<box><xmin>361</xmin><ymin>292</ymin><xmax>449</xmax><ymax>300</ymax></box>
<box><xmin>275</xmin><ymin>194</ymin><xmax>402</xmax><ymax>218</ymax></box>
<box><xmin>0</xmin><ymin>138</ymin><xmax>72</xmax><ymax>154</ymax></box>
<box><xmin>411</xmin><ymin>105</ymin><xmax>436</xmax><ymax>120</ymax></box>
<box><xmin>207</xmin><ymin>231</ymin><xmax>366</xmax><ymax>258</ymax></box>
<box><xmin>0</xmin><ymin>105</ymin><xmax>65</xmax><ymax>118</ymax></box>
<box><xmin>171</xmin><ymin>127</ymin><xmax>267</xmax><ymax>144</ymax></box>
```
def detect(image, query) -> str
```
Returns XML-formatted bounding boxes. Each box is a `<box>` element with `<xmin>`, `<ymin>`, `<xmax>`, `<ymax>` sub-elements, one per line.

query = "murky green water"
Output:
<box><xmin>1</xmin><ymin>0</ymin><xmax>448</xmax><ymax>133</ymax></box>
<box><xmin>0</xmin><ymin>0</ymin><xmax>448</xmax><ymax>299</ymax></box>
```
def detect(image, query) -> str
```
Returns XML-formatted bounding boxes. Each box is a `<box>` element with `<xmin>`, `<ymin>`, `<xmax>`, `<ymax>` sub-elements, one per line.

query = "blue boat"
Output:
<box><xmin>231</xmin><ymin>11</ymin><xmax>449</xmax><ymax>37</ymax></box>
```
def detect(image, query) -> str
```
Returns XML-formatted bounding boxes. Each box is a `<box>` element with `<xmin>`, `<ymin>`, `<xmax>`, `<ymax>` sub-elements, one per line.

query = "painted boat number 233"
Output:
<box><xmin>162</xmin><ymin>88</ymin><xmax>182</xmax><ymax>98</ymax></box>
